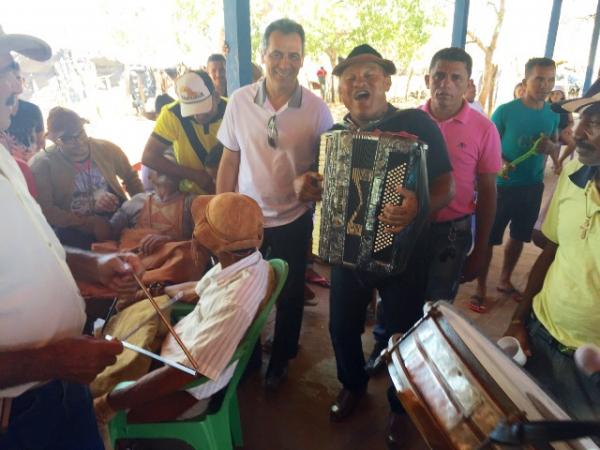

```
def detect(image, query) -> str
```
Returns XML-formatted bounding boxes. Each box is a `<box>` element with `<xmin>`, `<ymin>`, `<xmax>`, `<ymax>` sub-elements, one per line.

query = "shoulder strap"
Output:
<box><xmin>169</xmin><ymin>103</ymin><xmax>208</xmax><ymax>164</ymax></box>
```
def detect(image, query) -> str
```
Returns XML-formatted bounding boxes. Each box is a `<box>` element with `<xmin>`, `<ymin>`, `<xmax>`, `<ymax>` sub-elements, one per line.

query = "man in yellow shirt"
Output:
<box><xmin>142</xmin><ymin>70</ymin><xmax>226</xmax><ymax>195</ymax></box>
<box><xmin>505</xmin><ymin>83</ymin><xmax>600</xmax><ymax>420</ymax></box>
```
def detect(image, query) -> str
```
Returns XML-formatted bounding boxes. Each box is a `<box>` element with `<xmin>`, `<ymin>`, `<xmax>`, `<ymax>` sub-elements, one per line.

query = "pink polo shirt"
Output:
<box><xmin>420</xmin><ymin>100</ymin><xmax>502</xmax><ymax>222</ymax></box>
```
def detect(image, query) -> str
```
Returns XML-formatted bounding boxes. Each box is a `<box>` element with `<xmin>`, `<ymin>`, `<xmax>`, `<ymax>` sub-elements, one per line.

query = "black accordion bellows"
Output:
<box><xmin>313</xmin><ymin>130</ymin><xmax>429</xmax><ymax>275</ymax></box>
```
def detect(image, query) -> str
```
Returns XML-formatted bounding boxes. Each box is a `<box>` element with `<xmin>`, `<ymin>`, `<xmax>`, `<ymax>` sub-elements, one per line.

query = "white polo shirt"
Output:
<box><xmin>217</xmin><ymin>80</ymin><xmax>333</xmax><ymax>228</ymax></box>
<box><xmin>0</xmin><ymin>145</ymin><xmax>86</xmax><ymax>398</ymax></box>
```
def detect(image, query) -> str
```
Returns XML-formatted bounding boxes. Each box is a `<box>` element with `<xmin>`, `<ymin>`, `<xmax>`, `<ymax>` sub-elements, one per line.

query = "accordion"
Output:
<box><xmin>313</xmin><ymin>130</ymin><xmax>429</xmax><ymax>275</ymax></box>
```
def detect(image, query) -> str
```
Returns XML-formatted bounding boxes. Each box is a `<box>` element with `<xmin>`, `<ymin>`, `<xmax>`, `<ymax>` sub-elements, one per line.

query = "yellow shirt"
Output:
<box><xmin>152</xmin><ymin>99</ymin><xmax>226</xmax><ymax>194</ymax></box>
<box><xmin>533</xmin><ymin>159</ymin><xmax>600</xmax><ymax>348</ymax></box>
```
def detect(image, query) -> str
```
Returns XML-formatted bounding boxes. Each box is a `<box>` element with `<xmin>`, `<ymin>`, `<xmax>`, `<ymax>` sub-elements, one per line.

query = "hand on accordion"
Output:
<box><xmin>294</xmin><ymin>171</ymin><xmax>323</xmax><ymax>203</ymax></box>
<box><xmin>378</xmin><ymin>186</ymin><xmax>418</xmax><ymax>234</ymax></box>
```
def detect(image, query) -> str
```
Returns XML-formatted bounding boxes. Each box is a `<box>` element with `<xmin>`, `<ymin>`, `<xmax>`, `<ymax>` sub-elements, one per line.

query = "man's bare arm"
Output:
<box><xmin>428</xmin><ymin>172</ymin><xmax>455</xmax><ymax>216</ymax></box>
<box><xmin>165</xmin><ymin>281</ymin><xmax>200</xmax><ymax>303</ymax></box>
<box><xmin>216</xmin><ymin>148</ymin><xmax>240</xmax><ymax>194</ymax></box>
<box><xmin>473</xmin><ymin>173</ymin><xmax>496</xmax><ymax>252</ymax></box>
<box><xmin>142</xmin><ymin>136</ymin><xmax>213</xmax><ymax>190</ymax></box>
<box><xmin>505</xmin><ymin>241</ymin><xmax>558</xmax><ymax>355</ymax></box>
<box><xmin>461</xmin><ymin>173</ymin><xmax>496</xmax><ymax>282</ymax></box>
<box><xmin>35</xmin><ymin>130</ymin><xmax>45</xmax><ymax>151</ymax></box>
<box><xmin>106</xmin><ymin>365</ymin><xmax>196</xmax><ymax>411</ymax></box>
<box><xmin>65</xmin><ymin>248</ymin><xmax>143</xmax><ymax>294</ymax></box>
<box><xmin>0</xmin><ymin>337</ymin><xmax>122</xmax><ymax>389</ymax></box>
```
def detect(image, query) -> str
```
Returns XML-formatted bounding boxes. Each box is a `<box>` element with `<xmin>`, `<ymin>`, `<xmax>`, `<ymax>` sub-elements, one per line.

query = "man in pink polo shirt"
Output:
<box><xmin>420</xmin><ymin>47</ymin><xmax>501</xmax><ymax>308</ymax></box>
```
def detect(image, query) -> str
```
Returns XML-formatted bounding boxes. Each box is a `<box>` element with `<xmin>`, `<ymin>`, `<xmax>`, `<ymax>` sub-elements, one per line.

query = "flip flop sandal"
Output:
<box><xmin>496</xmin><ymin>286</ymin><xmax>523</xmax><ymax>302</ymax></box>
<box><xmin>305</xmin><ymin>270</ymin><xmax>331</xmax><ymax>288</ymax></box>
<box><xmin>468</xmin><ymin>295</ymin><xmax>487</xmax><ymax>313</ymax></box>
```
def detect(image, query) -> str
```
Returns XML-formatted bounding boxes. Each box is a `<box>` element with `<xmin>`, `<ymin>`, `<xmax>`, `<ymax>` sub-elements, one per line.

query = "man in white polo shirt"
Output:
<box><xmin>0</xmin><ymin>26</ymin><xmax>142</xmax><ymax>449</ymax></box>
<box><xmin>217</xmin><ymin>18</ymin><xmax>333</xmax><ymax>389</ymax></box>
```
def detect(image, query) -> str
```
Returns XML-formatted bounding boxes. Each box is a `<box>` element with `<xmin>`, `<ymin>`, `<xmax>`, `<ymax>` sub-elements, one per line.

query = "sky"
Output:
<box><xmin>4</xmin><ymin>0</ymin><xmax>599</xmax><ymax>103</ymax></box>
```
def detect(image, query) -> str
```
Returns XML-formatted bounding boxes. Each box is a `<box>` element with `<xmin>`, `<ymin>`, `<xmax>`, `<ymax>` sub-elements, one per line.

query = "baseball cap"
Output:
<box><xmin>175</xmin><ymin>70</ymin><xmax>215</xmax><ymax>117</ymax></box>
<box><xmin>0</xmin><ymin>25</ymin><xmax>51</xmax><ymax>61</ymax></box>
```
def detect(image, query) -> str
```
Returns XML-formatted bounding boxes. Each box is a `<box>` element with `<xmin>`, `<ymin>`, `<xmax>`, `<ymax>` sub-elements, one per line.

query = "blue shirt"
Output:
<box><xmin>491</xmin><ymin>99</ymin><xmax>559</xmax><ymax>187</ymax></box>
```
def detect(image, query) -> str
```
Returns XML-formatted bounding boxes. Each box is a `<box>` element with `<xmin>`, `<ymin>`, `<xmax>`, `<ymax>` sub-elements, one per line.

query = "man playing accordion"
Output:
<box><xmin>295</xmin><ymin>44</ymin><xmax>454</xmax><ymax>440</ymax></box>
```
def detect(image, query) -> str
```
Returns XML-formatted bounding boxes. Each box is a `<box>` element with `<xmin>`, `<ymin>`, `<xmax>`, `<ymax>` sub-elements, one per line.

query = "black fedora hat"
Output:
<box><xmin>333</xmin><ymin>44</ymin><xmax>396</xmax><ymax>77</ymax></box>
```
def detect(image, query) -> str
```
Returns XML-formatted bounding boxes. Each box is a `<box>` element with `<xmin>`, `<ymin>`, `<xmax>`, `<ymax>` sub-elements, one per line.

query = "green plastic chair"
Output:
<box><xmin>108</xmin><ymin>259</ymin><xmax>288</xmax><ymax>449</ymax></box>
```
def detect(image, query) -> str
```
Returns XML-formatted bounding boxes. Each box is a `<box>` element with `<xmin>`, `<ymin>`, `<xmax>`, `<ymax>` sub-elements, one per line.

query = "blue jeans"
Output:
<box><xmin>0</xmin><ymin>380</ymin><xmax>103</xmax><ymax>450</ymax></box>
<box><xmin>526</xmin><ymin>318</ymin><xmax>600</xmax><ymax>421</ymax></box>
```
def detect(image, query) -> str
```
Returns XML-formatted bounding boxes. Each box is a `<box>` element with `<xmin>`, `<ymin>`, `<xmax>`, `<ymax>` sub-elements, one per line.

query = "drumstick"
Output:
<box><xmin>119</xmin><ymin>292</ymin><xmax>184</xmax><ymax>341</ymax></box>
<box><xmin>131</xmin><ymin>272</ymin><xmax>202</xmax><ymax>376</ymax></box>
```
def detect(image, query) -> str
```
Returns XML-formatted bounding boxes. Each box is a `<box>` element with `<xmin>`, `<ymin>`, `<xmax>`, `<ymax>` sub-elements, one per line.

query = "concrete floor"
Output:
<box><xmin>236</xmin><ymin>168</ymin><xmax>559</xmax><ymax>450</ymax></box>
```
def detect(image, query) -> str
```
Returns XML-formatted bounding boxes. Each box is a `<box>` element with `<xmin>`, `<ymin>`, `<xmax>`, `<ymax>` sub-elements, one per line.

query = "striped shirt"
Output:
<box><xmin>160</xmin><ymin>250</ymin><xmax>270</xmax><ymax>400</ymax></box>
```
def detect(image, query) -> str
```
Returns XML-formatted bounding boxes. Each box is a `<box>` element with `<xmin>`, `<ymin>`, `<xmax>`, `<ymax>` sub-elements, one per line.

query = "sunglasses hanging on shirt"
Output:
<box><xmin>267</xmin><ymin>114</ymin><xmax>278</xmax><ymax>148</ymax></box>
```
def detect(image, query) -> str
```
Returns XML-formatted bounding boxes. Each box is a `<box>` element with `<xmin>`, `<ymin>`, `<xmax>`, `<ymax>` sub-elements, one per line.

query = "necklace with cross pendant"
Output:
<box><xmin>580</xmin><ymin>217</ymin><xmax>592</xmax><ymax>239</ymax></box>
<box><xmin>581</xmin><ymin>177</ymin><xmax>600</xmax><ymax>239</ymax></box>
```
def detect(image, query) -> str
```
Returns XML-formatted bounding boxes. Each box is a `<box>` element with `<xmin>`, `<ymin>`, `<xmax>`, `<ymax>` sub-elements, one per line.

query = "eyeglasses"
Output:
<box><xmin>59</xmin><ymin>130</ymin><xmax>85</xmax><ymax>143</ymax></box>
<box><xmin>267</xmin><ymin>114</ymin><xmax>278</xmax><ymax>148</ymax></box>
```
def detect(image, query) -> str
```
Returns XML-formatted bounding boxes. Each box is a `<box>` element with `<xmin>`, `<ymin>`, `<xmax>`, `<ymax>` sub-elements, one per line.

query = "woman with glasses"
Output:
<box><xmin>29</xmin><ymin>106</ymin><xmax>143</xmax><ymax>249</ymax></box>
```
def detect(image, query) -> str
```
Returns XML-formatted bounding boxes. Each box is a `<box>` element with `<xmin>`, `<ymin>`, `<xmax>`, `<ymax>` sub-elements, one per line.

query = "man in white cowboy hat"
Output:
<box><xmin>142</xmin><ymin>70</ymin><xmax>227</xmax><ymax>195</ymax></box>
<box><xmin>504</xmin><ymin>82</ymin><xmax>600</xmax><ymax>421</ymax></box>
<box><xmin>0</xmin><ymin>25</ymin><xmax>144</xmax><ymax>448</ymax></box>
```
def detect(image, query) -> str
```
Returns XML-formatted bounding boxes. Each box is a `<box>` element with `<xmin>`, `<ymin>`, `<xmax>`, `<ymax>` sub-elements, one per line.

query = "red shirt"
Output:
<box><xmin>14</xmin><ymin>157</ymin><xmax>37</xmax><ymax>198</ymax></box>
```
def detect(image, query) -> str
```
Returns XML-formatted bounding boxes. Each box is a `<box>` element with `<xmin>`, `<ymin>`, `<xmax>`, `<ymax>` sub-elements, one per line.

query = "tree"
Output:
<box><xmin>467</xmin><ymin>0</ymin><xmax>506</xmax><ymax>115</ymax></box>
<box><xmin>348</xmin><ymin>0</ymin><xmax>439</xmax><ymax>74</ymax></box>
<box><xmin>173</xmin><ymin>0</ymin><xmax>222</xmax><ymax>59</ymax></box>
<box><xmin>250</xmin><ymin>0</ymin><xmax>441</xmax><ymax>101</ymax></box>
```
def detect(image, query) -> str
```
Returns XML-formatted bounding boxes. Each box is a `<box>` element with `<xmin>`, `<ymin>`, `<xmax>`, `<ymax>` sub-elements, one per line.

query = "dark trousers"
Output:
<box><xmin>489</xmin><ymin>183</ymin><xmax>544</xmax><ymax>245</ymax></box>
<box><xmin>261</xmin><ymin>211</ymin><xmax>313</xmax><ymax>368</ymax></box>
<box><xmin>526</xmin><ymin>318</ymin><xmax>600</xmax><ymax>421</ymax></box>
<box><xmin>329</xmin><ymin>249</ymin><xmax>426</xmax><ymax>392</ymax></box>
<box><xmin>372</xmin><ymin>216</ymin><xmax>472</xmax><ymax>346</ymax></box>
<box><xmin>0</xmin><ymin>380</ymin><xmax>103</xmax><ymax>450</ymax></box>
<box><xmin>424</xmin><ymin>215</ymin><xmax>472</xmax><ymax>302</ymax></box>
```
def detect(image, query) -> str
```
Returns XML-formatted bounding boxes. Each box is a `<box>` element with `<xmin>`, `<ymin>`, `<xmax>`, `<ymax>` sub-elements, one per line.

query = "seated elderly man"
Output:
<box><xmin>94</xmin><ymin>193</ymin><xmax>273</xmax><ymax>429</ymax></box>
<box><xmin>29</xmin><ymin>107</ymin><xmax>143</xmax><ymax>249</ymax></box>
<box><xmin>89</xmin><ymin>158</ymin><xmax>204</xmax><ymax>293</ymax></box>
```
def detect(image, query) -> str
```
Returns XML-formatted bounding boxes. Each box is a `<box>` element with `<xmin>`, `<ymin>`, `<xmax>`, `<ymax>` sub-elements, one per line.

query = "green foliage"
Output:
<box><xmin>96</xmin><ymin>0</ymin><xmax>442</xmax><ymax>71</ymax></box>
<box><xmin>250</xmin><ymin>0</ymin><xmax>443</xmax><ymax>71</ymax></box>
<box><xmin>346</xmin><ymin>0</ymin><xmax>435</xmax><ymax>73</ymax></box>
<box><xmin>173</xmin><ymin>0</ymin><xmax>222</xmax><ymax>57</ymax></box>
